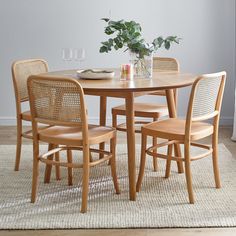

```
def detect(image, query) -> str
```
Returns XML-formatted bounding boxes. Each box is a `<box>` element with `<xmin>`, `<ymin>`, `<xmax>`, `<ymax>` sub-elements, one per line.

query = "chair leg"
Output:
<box><xmin>55</xmin><ymin>148</ymin><xmax>61</xmax><ymax>181</ymax></box>
<box><xmin>212</xmin><ymin>131</ymin><xmax>221</xmax><ymax>188</ymax></box>
<box><xmin>110</xmin><ymin>136</ymin><xmax>120</xmax><ymax>194</ymax></box>
<box><xmin>108</xmin><ymin>113</ymin><xmax>117</xmax><ymax>165</ymax></box>
<box><xmin>44</xmin><ymin>143</ymin><xmax>54</xmax><ymax>183</ymax></box>
<box><xmin>110</xmin><ymin>113</ymin><xmax>118</xmax><ymax>167</ymax></box>
<box><xmin>152</xmin><ymin>136</ymin><xmax>158</xmax><ymax>172</ymax></box>
<box><xmin>81</xmin><ymin>146</ymin><xmax>90</xmax><ymax>213</ymax></box>
<box><xmin>136</xmin><ymin>133</ymin><xmax>147</xmax><ymax>192</ymax></box>
<box><xmin>174</xmin><ymin>88</ymin><xmax>178</xmax><ymax>111</ymax></box>
<box><xmin>67</xmin><ymin>149</ymin><xmax>73</xmax><ymax>186</ymax></box>
<box><xmin>89</xmin><ymin>151</ymin><xmax>93</xmax><ymax>163</ymax></box>
<box><xmin>31</xmin><ymin>144</ymin><xmax>40</xmax><ymax>203</ymax></box>
<box><xmin>112</xmin><ymin>112</ymin><xmax>117</xmax><ymax>129</ymax></box>
<box><xmin>165</xmin><ymin>144</ymin><xmax>173</xmax><ymax>178</ymax></box>
<box><xmin>174</xmin><ymin>145</ymin><xmax>184</xmax><ymax>174</ymax></box>
<box><xmin>14</xmin><ymin>119</ymin><xmax>22</xmax><ymax>171</ymax></box>
<box><xmin>184</xmin><ymin>144</ymin><xmax>194</xmax><ymax>204</ymax></box>
<box><xmin>152</xmin><ymin>118</ymin><xmax>158</xmax><ymax>172</ymax></box>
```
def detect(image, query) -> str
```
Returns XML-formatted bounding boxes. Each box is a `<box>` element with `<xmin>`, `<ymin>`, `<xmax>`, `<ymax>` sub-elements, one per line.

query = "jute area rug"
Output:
<box><xmin>0</xmin><ymin>144</ymin><xmax>235</xmax><ymax>229</ymax></box>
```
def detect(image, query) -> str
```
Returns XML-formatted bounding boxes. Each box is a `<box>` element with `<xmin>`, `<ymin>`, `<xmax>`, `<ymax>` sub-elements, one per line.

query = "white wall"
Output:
<box><xmin>231</xmin><ymin>1</ymin><xmax>236</xmax><ymax>140</ymax></box>
<box><xmin>0</xmin><ymin>0</ymin><xmax>235</xmax><ymax>125</ymax></box>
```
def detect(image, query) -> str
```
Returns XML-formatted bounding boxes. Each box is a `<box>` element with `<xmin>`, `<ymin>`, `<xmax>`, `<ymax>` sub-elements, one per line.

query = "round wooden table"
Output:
<box><xmin>43</xmin><ymin>69</ymin><xmax>197</xmax><ymax>201</ymax></box>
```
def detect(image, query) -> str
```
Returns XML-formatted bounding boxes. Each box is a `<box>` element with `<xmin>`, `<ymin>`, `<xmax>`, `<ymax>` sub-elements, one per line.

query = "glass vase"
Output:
<box><xmin>129</xmin><ymin>52</ymin><xmax>153</xmax><ymax>78</ymax></box>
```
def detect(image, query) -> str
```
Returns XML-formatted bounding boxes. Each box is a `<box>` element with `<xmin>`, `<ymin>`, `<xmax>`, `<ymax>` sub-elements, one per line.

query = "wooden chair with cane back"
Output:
<box><xmin>136</xmin><ymin>71</ymin><xmax>226</xmax><ymax>204</ymax></box>
<box><xmin>112</xmin><ymin>57</ymin><xmax>179</xmax><ymax>172</ymax></box>
<box><xmin>11</xmin><ymin>59</ymin><xmax>60</xmax><ymax>181</ymax></box>
<box><xmin>27</xmin><ymin>75</ymin><xmax>120</xmax><ymax>213</ymax></box>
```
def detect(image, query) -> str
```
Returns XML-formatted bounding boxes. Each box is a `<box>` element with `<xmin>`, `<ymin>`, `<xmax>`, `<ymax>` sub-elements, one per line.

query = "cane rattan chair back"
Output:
<box><xmin>185</xmin><ymin>72</ymin><xmax>226</xmax><ymax>138</ymax></box>
<box><xmin>189</xmin><ymin>73</ymin><xmax>225</xmax><ymax>121</ymax></box>
<box><xmin>152</xmin><ymin>57</ymin><xmax>179</xmax><ymax>96</ymax></box>
<box><xmin>27</xmin><ymin>76</ymin><xmax>87</xmax><ymax>129</ymax></box>
<box><xmin>153</xmin><ymin>57</ymin><xmax>179</xmax><ymax>71</ymax></box>
<box><xmin>11</xmin><ymin>59</ymin><xmax>49</xmax><ymax>171</ymax></box>
<box><xmin>12</xmin><ymin>59</ymin><xmax>48</xmax><ymax>104</ymax></box>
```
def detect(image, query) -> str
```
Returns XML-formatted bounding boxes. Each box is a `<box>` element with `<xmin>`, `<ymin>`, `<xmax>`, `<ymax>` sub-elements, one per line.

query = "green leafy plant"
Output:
<box><xmin>100</xmin><ymin>18</ymin><xmax>181</xmax><ymax>59</ymax></box>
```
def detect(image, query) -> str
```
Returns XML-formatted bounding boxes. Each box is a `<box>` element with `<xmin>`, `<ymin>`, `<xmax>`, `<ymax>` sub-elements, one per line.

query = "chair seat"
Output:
<box><xmin>39</xmin><ymin>124</ymin><xmax>116</xmax><ymax>146</ymax></box>
<box><xmin>142</xmin><ymin>118</ymin><xmax>214</xmax><ymax>141</ymax></box>
<box><xmin>112</xmin><ymin>103</ymin><xmax>168</xmax><ymax>118</ymax></box>
<box><xmin>21</xmin><ymin>111</ymin><xmax>31</xmax><ymax>121</ymax></box>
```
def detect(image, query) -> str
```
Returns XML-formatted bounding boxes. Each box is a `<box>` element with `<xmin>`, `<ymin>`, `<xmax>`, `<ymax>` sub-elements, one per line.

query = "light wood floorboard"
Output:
<box><xmin>0</xmin><ymin>125</ymin><xmax>235</xmax><ymax>236</ymax></box>
<box><xmin>0</xmin><ymin>228</ymin><xmax>236</xmax><ymax>236</ymax></box>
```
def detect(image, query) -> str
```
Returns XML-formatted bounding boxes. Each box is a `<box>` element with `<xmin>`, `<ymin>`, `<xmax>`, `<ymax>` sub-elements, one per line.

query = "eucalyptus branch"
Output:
<box><xmin>100</xmin><ymin>18</ymin><xmax>181</xmax><ymax>58</ymax></box>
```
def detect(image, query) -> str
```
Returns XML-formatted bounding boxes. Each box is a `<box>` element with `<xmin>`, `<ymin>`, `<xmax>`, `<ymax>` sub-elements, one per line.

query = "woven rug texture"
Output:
<box><xmin>0</xmin><ymin>144</ymin><xmax>236</xmax><ymax>229</ymax></box>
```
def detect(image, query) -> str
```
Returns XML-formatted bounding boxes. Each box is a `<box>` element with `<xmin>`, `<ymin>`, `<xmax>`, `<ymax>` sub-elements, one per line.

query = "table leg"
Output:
<box><xmin>165</xmin><ymin>89</ymin><xmax>184</xmax><ymax>173</ymax></box>
<box><xmin>125</xmin><ymin>93</ymin><xmax>136</xmax><ymax>200</ymax></box>
<box><xmin>99</xmin><ymin>96</ymin><xmax>107</xmax><ymax>159</ymax></box>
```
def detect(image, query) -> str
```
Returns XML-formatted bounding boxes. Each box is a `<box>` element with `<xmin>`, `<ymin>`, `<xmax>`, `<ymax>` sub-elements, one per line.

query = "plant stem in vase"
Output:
<box><xmin>130</xmin><ymin>51</ymin><xmax>153</xmax><ymax>78</ymax></box>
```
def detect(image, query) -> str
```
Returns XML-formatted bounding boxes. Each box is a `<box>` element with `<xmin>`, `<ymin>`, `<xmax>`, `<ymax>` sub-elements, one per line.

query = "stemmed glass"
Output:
<box><xmin>61</xmin><ymin>48</ymin><xmax>86</xmax><ymax>77</ymax></box>
<box><xmin>62</xmin><ymin>48</ymin><xmax>73</xmax><ymax>61</ymax></box>
<box><xmin>74</xmin><ymin>48</ymin><xmax>86</xmax><ymax>63</ymax></box>
<box><xmin>74</xmin><ymin>48</ymin><xmax>86</xmax><ymax>71</ymax></box>
<box><xmin>62</xmin><ymin>48</ymin><xmax>86</xmax><ymax>63</ymax></box>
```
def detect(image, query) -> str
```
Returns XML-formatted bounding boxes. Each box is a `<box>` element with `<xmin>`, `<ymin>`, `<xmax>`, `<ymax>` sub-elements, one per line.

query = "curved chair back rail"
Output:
<box><xmin>153</xmin><ymin>57</ymin><xmax>179</xmax><ymax>71</ymax></box>
<box><xmin>27</xmin><ymin>76</ymin><xmax>87</xmax><ymax>128</ymax></box>
<box><xmin>12</xmin><ymin>59</ymin><xmax>48</xmax><ymax>104</ymax></box>
<box><xmin>185</xmin><ymin>72</ymin><xmax>227</xmax><ymax>138</ymax></box>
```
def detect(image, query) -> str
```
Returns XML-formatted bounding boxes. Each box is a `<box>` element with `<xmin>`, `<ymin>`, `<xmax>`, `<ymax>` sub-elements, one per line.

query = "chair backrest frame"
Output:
<box><xmin>12</xmin><ymin>59</ymin><xmax>48</xmax><ymax>116</ymax></box>
<box><xmin>153</xmin><ymin>57</ymin><xmax>179</xmax><ymax>72</ymax></box>
<box><xmin>27</xmin><ymin>75</ymin><xmax>89</xmax><ymax>145</ymax></box>
<box><xmin>185</xmin><ymin>71</ymin><xmax>226</xmax><ymax>140</ymax></box>
<box><xmin>152</xmin><ymin>57</ymin><xmax>179</xmax><ymax>98</ymax></box>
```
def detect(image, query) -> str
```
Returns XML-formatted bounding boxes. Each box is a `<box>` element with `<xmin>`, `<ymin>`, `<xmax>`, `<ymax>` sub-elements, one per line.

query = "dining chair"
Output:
<box><xmin>12</xmin><ymin>59</ymin><xmax>61</xmax><ymax>183</ymax></box>
<box><xmin>136</xmin><ymin>71</ymin><xmax>226</xmax><ymax>204</ymax></box>
<box><xmin>112</xmin><ymin>57</ymin><xmax>179</xmax><ymax>172</ymax></box>
<box><xmin>27</xmin><ymin>75</ymin><xmax>120</xmax><ymax>213</ymax></box>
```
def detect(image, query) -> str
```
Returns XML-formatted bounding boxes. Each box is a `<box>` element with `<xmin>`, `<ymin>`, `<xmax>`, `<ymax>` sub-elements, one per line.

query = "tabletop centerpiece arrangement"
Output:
<box><xmin>100</xmin><ymin>18</ymin><xmax>181</xmax><ymax>78</ymax></box>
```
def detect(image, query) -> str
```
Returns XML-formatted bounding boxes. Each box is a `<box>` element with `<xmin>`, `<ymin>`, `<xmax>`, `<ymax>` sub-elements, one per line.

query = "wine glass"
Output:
<box><xmin>74</xmin><ymin>48</ymin><xmax>86</xmax><ymax>62</ymax></box>
<box><xmin>62</xmin><ymin>48</ymin><xmax>73</xmax><ymax>61</ymax></box>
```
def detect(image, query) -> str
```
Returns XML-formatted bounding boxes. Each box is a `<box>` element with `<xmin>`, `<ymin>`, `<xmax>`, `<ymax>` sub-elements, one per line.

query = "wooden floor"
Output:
<box><xmin>0</xmin><ymin>125</ymin><xmax>235</xmax><ymax>236</ymax></box>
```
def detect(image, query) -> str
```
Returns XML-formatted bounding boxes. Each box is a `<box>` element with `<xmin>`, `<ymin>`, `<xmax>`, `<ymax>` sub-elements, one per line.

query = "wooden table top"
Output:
<box><xmin>44</xmin><ymin>69</ymin><xmax>197</xmax><ymax>92</ymax></box>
